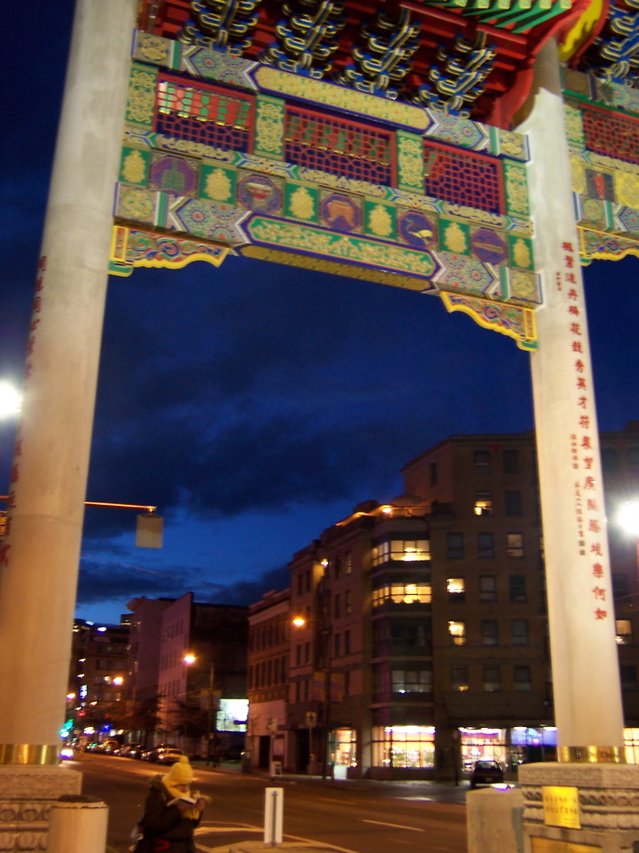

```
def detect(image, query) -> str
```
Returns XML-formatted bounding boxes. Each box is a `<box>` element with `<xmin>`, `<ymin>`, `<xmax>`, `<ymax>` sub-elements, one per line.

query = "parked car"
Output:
<box><xmin>469</xmin><ymin>759</ymin><xmax>505</xmax><ymax>788</ymax></box>
<box><xmin>118</xmin><ymin>743</ymin><xmax>143</xmax><ymax>758</ymax></box>
<box><xmin>224</xmin><ymin>744</ymin><xmax>244</xmax><ymax>761</ymax></box>
<box><xmin>155</xmin><ymin>748</ymin><xmax>186</xmax><ymax>765</ymax></box>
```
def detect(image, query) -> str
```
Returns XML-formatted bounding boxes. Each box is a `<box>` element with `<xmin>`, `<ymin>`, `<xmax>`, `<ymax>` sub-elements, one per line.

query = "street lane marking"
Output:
<box><xmin>362</xmin><ymin>819</ymin><xmax>424</xmax><ymax>832</ymax></box>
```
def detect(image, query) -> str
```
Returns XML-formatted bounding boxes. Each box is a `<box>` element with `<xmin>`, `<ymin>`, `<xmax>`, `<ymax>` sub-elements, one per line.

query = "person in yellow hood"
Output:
<box><xmin>135</xmin><ymin>755</ymin><xmax>206</xmax><ymax>852</ymax></box>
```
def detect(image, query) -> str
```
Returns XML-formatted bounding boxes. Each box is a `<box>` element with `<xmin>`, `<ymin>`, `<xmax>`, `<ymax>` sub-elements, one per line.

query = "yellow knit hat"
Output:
<box><xmin>163</xmin><ymin>755</ymin><xmax>194</xmax><ymax>787</ymax></box>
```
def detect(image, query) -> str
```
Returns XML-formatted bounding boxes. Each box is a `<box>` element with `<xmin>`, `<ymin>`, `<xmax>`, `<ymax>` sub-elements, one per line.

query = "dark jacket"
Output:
<box><xmin>137</xmin><ymin>775</ymin><xmax>201</xmax><ymax>853</ymax></box>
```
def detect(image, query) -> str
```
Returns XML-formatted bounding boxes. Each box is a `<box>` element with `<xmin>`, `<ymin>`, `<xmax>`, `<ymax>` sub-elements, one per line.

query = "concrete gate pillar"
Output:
<box><xmin>469</xmin><ymin>36</ymin><xmax>639</xmax><ymax>853</ymax></box>
<box><xmin>0</xmin><ymin>0</ymin><xmax>135</xmax><ymax>848</ymax></box>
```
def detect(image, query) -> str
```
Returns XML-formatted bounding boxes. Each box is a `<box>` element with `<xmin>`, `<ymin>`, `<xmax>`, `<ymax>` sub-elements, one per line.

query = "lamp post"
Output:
<box><xmin>183</xmin><ymin>653</ymin><xmax>216</xmax><ymax>764</ymax></box>
<box><xmin>293</xmin><ymin>601</ymin><xmax>333</xmax><ymax>779</ymax></box>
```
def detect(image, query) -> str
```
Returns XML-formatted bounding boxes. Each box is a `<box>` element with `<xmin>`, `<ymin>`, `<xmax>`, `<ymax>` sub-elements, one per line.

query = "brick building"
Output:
<box><xmin>247</xmin><ymin>423</ymin><xmax>639</xmax><ymax>778</ymax></box>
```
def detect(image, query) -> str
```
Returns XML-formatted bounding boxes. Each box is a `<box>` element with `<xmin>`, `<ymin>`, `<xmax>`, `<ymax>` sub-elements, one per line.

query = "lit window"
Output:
<box><xmin>371</xmin><ymin>539</ymin><xmax>430</xmax><ymax>565</ymax></box>
<box><xmin>616</xmin><ymin>620</ymin><xmax>632</xmax><ymax>645</ymax></box>
<box><xmin>451</xmin><ymin>666</ymin><xmax>468</xmax><ymax>691</ymax></box>
<box><xmin>447</xmin><ymin>578</ymin><xmax>465</xmax><ymax>602</ymax></box>
<box><xmin>448</xmin><ymin>620</ymin><xmax>466</xmax><ymax>645</ymax></box>
<box><xmin>372</xmin><ymin>584</ymin><xmax>432</xmax><ymax>606</ymax></box>
<box><xmin>474</xmin><ymin>492</ymin><xmax>492</xmax><ymax>516</ymax></box>
<box><xmin>392</xmin><ymin>670</ymin><xmax>432</xmax><ymax>694</ymax></box>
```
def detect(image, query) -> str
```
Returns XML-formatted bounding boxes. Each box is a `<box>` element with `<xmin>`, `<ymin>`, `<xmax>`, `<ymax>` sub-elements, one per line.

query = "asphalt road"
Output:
<box><xmin>76</xmin><ymin>755</ymin><xmax>469</xmax><ymax>853</ymax></box>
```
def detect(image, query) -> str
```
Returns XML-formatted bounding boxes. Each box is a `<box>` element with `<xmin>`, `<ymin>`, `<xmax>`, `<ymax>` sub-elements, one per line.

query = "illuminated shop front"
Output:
<box><xmin>624</xmin><ymin>729</ymin><xmax>639</xmax><ymax>763</ymax></box>
<box><xmin>459</xmin><ymin>726</ymin><xmax>558</xmax><ymax>770</ymax></box>
<box><xmin>330</xmin><ymin>728</ymin><xmax>357</xmax><ymax>767</ymax></box>
<box><xmin>373</xmin><ymin>725</ymin><xmax>435</xmax><ymax>768</ymax></box>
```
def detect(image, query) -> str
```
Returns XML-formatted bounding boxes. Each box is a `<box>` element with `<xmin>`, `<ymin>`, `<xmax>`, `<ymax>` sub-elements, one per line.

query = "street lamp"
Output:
<box><xmin>0</xmin><ymin>381</ymin><xmax>22</xmax><ymax>418</ymax></box>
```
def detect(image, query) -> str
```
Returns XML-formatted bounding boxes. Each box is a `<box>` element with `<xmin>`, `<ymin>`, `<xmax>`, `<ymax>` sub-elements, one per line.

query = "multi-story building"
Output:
<box><xmin>67</xmin><ymin>618</ymin><xmax>130</xmax><ymax>740</ymax></box>
<box><xmin>246</xmin><ymin>423</ymin><xmax>639</xmax><ymax>779</ymax></box>
<box><xmin>246</xmin><ymin>588</ymin><xmax>290</xmax><ymax>769</ymax></box>
<box><xmin>150</xmin><ymin>593</ymin><xmax>249</xmax><ymax>755</ymax></box>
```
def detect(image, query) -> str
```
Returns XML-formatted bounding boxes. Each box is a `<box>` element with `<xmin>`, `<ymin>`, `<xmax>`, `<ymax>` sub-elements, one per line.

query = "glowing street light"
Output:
<box><xmin>618</xmin><ymin>501</ymin><xmax>639</xmax><ymax>539</ymax></box>
<box><xmin>0</xmin><ymin>381</ymin><xmax>21</xmax><ymax>418</ymax></box>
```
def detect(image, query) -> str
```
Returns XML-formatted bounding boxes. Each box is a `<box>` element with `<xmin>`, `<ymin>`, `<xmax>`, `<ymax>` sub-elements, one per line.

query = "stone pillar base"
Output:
<box><xmin>519</xmin><ymin>762</ymin><xmax>639</xmax><ymax>852</ymax></box>
<box><xmin>0</xmin><ymin>765</ymin><xmax>81</xmax><ymax>852</ymax></box>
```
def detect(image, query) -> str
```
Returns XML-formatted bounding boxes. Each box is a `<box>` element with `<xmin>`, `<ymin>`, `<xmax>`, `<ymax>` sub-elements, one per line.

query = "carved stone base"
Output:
<box><xmin>0</xmin><ymin>765</ymin><xmax>81</xmax><ymax>852</ymax></box>
<box><xmin>519</xmin><ymin>762</ymin><xmax>639</xmax><ymax>851</ymax></box>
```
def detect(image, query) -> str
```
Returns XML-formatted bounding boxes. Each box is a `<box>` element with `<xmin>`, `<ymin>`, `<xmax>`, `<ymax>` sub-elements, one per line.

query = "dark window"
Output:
<box><xmin>629</xmin><ymin>448</ymin><xmax>639</xmax><ymax>469</ymax></box>
<box><xmin>613</xmin><ymin>574</ymin><xmax>630</xmax><ymax>600</ymax></box>
<box><xmin>484</xmin><ymin>665</ymin><xmax>500</xmax><ymax>692</ymax></box>
<box><xmin>430</xmin><ymin>462</ymin><xmax>438</xmax><ymax>485</ymax></box>
<box><xmin>503</xmin><ymin>449</ymin><xmax>520</xmax><ymax>474</ymax></box>
<box><xmin>474</xmin><ymin>450</ymin><xmax>491</xmax><ymax>475</ymax></box>
<box><xmin>295</xmin><ymin>644</ymin><xmax>301</xmax><ymax>666</ymax></box>
<box><xmin>447</xmin><ymin>532</ymin><xmax>464</xmax><ymax>560</ymax></box>
<box><xmin>504</xmin><ymin>490</ymin><xmax>523</xmax><ymax>516</ymax></box>
<box><xmin>345</xmin><ymin>589</ymin><xmax>352</xmax><ymax>614</ymax></box>
<box><xmin>601</xmin><ymin>447</ymin><xmax>619</xmax><ymax>472</ymax></box>
<box><xmin>481</xmin><ymin>619</ymin><xmax>499</xmax><ymax>646</ymax></box>
<box><xmin>514</xmin><ymin>665</ymin><xmax>531</xmax><ymax>691</ymax></box>
<box><xmin>344</xmin><ymin>629</ymin><xmax>351</xmax><ymax>655</ymax></box>
<box><xmin>334</xmin><ymin>557</ymin><xmax>341</xmax><ymax>579</ymax></box>
<box><xmin>478</xmin><ymin>532</ymin><xmax>495</xmax><ymax>558</ymax></box>
<box><xmin>621</xmin><ymin>665</ymin><xmax>637</xmax><ymax>691</ymax></box>
<box><xmin>334</xmin><ymin>633</ymin><xmax>341</xmax><ymax>657</ymax></box>
<box><xmin>509</xmin><ymin>574</ymin><xmax>527</xmax><ymax>602</ymax></box>
<box><xmin>480</xmin><ymin>575</ymin><xmax>497</xmax><ymax>603</ymax></box>
<box><xmin>451</xmin><ymin>666</ymin><xmax>468</xmax><ymax>691</ymax></box>
<box><xmin>512</xmin><ymin>620</ymin><xmax>529</xmax><ymax>646</ymax></box>
<box><xmin>507</xmin><ymin>533</ymin><xmax>524</xmax><ymax>558</ymax></box>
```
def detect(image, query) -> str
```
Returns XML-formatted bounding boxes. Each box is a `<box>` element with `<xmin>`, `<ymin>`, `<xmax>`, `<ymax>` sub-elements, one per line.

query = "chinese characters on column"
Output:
<box><xmin>560</xmin><ymin>241</ymin><xmax>608</xmax><ymax>622</ymax></box>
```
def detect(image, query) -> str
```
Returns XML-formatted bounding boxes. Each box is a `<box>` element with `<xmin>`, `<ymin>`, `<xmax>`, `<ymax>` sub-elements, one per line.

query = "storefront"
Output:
<box><xmin>372</xmin><ymin>725</ymin><xmax>435</xmax><ymax>769</ymax></box>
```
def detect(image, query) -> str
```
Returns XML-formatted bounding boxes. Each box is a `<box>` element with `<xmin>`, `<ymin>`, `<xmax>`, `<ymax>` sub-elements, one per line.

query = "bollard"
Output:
<box><xmin>46</xmin><ymin>794</ymin><xmax>108</xmax><ymax>853</ymax></box>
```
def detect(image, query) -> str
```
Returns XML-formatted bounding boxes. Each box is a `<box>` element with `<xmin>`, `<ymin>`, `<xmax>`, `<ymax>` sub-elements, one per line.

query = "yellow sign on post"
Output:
<box><xmin>542</xmin><ymin>786</ymin><xmax>581</xmax><ymax>829</ymax></box>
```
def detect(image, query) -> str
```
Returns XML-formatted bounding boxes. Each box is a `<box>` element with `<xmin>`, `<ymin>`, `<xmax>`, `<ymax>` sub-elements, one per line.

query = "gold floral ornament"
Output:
<box><xmin>122</xmin><ymin>150</ymin><xmax>147</xmax><ymax>185</ymax></box>
<box><xmin>444</xmin><ymin>221</ymin><xmax>468</xmax><ymax>253</ymax></box>
<box><xmin>512</xmin><ymin>238</ymin><xmax>532</xmax><ymax>269</ymax></box>
<box><xmin>137</xmin><ymin>33</ymin><xmax>171</xmax><ymax>65</ymax></box>
<box><xmin>368</xmin><ymin>204</ymin><xmax>393</xmax><ymax>238</ymax></box>
<box><xmin>205</xmin><ymin>169</ymin><xmax>233</xmax><ymax>202</ymax></box>
<box><xmin>570</xmin><ymin>154</ymin><xmax>587</xmax><ymax>195</ymax></box>
<box><xmin>255</xmin><ymin>98</ymin><xmax>285</xmax><ymax>157</ymax></box>
<box><xmin>615</xmin><ymin>172</ymin><xmax>639</xmax><ymax>209</ymax></box>
<box><xmin>126</xmin><ymin>66</ymin><xmax>158</xmax><ymax>128</ymax></box>
<box><xmin>290</xmin><ymin>187</ymin><xmax>315</xmax><ymax>220</ymax></box>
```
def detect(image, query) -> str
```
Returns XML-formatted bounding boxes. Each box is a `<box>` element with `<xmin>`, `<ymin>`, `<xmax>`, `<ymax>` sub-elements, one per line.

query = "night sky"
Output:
<box><xmin>2</xmin><ymin>3</ymin><xmax>638</xmax><ymax>625</ymax></box>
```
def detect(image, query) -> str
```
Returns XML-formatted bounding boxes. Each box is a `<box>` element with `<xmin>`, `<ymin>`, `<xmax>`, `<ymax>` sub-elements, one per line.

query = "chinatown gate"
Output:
<box><xmin>0</xmin><ymin>0</ymin><xmax>639</xmax><ymax>850</ymax></box>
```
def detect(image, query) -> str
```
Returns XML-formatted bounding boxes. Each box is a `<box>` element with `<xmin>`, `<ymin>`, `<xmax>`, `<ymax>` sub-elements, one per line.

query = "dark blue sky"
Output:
<box><xmin>2</xmin><ymin>3</ymin><xmax>638</xmax><ymax>624</ymax></box>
